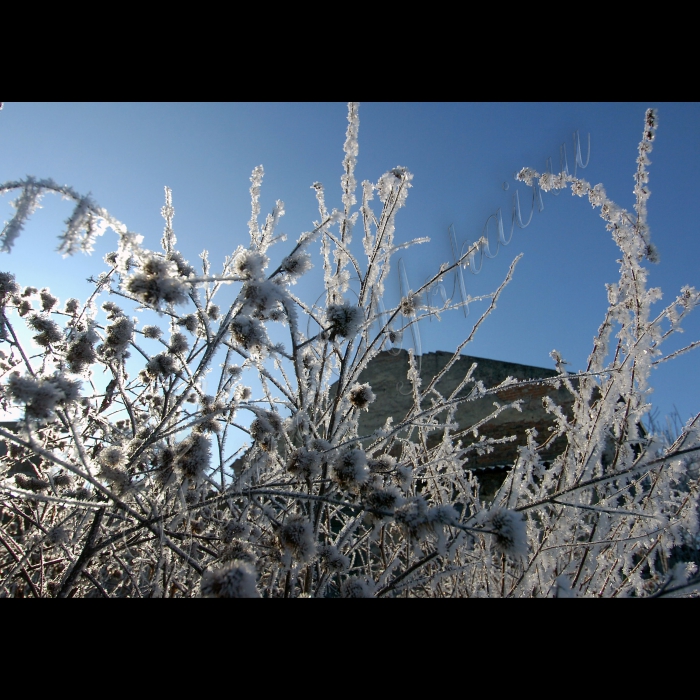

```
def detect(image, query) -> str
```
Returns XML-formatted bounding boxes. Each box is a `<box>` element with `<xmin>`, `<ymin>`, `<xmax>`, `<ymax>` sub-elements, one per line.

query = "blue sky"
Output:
<box><xmin>1</xmin><ymin>102</ymin><xmax>698</xmax><ymax>427</ymax></box>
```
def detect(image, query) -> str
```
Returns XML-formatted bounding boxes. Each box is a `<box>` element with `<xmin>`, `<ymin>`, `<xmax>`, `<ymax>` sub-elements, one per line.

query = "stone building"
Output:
<box><xmin>351</xmin><ymin>350</ymin><xmax>577</xmax><ymax>498</ymax></box>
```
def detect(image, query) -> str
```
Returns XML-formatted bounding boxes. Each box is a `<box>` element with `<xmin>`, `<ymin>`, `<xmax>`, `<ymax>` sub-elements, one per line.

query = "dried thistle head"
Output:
<box><xmin>142</xmin><ymin>325</ymin><xmax>162</xmax><ymax>339</ymax></box>
<box><xmin>341</xmin><ymin>576</ymin><xmax>374</xmax><ymax>598</ymax></box>
<box><xmin>399</xmin><ymin>293</ymin><xmax>419</xmax><ymax>317</ymax></box>
<box><xmin>326</xmin><ymin>302</ymin><xmax>363</xmax><ymax>340</ymax></box>
<box><xmin>168</xmin><ymin>332</ymin><xmax>189</xmax><ymax>355</ymax></box>
<box><xmin>483</xmin><ymin>508</ymin><xmax>528</xmax><ymax>561</ymax></box>
<box><xmin>178</xmin><ymin>314</ymin><xmax>199</xmax><ymax>333</ymax></box>
<box><xmin>318</xmin><ymin>545</ymin><xmax>350</xmax><ymax>573</ymax></box>
<box><xmin>221</xmin><ymin>540</ymin><xmax>256</xmax><ymax>565</ymax></box>
<box><xmin>250</xmin><ymin>410</ymin><xmax>283</xmax><ymax>451</ymax></box>
<box><xmin>277</xmin><ymin>514</ymin><xmax>316</xmax><ymax>564</ymax></box>
<box><xmin>0</xmin><ymin>272</ymin><xmax>20</xmax><ymax>301</ymax></box>
<box><xmin>332</xmin><ymin>449</ymin><xmax>369</xmax><ymax>491</ymax></box>
<box><xmin>349</xmin><ymin>383</ymin><xmax>375</xmax><ymax>411</ymax></box>
<box><xmin>286</xmin><ymin>447</ymin><xmax>322</xmax><ymax>481</ymax></box>
<box><xmin>200</xmin><ymin>562</ymin><xmax>259</xmax><ymax>598</ymax></box>
<box><xmin>46</xmin><ymin>525</ymin><xmax>69</xmax><ymax>546</ymax></box>
<box><xmin>39</xmin><ymin>288</ymin><xmax>58</xmax><ymax>312</ymax></box>
<box><xmin>221</xmin><ymin>520</ymin><xmax>250</xmax><ymax>544</ymax></box>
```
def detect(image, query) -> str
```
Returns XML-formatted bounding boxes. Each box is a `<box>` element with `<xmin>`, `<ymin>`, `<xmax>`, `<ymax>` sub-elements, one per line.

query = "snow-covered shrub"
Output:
<box><xmin>0</xmin><ymin>104</ymin><xmax>698</xmax><ymax>598</ymax></box>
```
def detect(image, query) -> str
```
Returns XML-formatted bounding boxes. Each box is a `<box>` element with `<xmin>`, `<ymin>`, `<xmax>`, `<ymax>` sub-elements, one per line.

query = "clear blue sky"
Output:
<box><xmin>1</xmin><ymin>102</ymin><xmax>698</xmax><ymax>427</ymax></box>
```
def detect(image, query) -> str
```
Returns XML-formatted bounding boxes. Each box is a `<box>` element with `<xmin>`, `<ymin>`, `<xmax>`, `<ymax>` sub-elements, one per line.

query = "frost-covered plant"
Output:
<box><xmin>0</xmin><ymin>104</ymin><xmax>698</xmax><ymax>598</ymax></box>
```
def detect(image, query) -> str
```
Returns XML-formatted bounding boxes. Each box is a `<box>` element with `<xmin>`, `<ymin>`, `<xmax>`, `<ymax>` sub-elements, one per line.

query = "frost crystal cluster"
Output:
<box><xmin>0</xmin><ymin>105</ymin><xmax>698</xmax><ymax>598</ymax></box>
